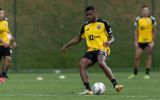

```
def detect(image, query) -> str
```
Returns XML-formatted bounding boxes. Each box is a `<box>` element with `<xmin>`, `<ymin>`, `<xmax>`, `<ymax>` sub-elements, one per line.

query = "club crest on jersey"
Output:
<box><xmin>97</xmin><ymin>25</ymin><xmax>101</xmax><ymax>29</ymax></box>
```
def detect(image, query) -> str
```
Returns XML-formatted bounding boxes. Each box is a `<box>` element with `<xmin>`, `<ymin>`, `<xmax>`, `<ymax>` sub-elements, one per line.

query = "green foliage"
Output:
<box><xmin>1</xmin><ymin>0</ymin><xmax>160</xmax><ymax>69</ymax></box>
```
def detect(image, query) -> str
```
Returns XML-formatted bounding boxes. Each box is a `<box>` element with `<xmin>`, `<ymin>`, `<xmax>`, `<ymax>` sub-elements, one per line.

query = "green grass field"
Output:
<box><xmin>0</xmin><ymin>71</ymin><xmax>160</xmax><ymax>100</ymax></box>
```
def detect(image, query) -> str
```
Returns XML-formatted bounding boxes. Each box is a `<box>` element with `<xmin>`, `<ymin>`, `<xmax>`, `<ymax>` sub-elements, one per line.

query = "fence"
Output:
<box><xmin>0</xmin><ymin>0</ymin><xmax>159</xmax><ymax>71</ymax></box>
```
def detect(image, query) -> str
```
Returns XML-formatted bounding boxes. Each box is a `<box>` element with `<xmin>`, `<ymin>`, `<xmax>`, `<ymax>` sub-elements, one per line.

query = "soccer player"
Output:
<box><xmin>128</xmin><ymin>5</ymin><xmax>156</xmax><ymax>79</ymax></box>
<box><xmin>0</xmin><ymin>8</ymin><xmax>17</xmax><ymax>84</ymax></box>
<box><xmin>60</xmin><ymin>6</ymin><xmax>123</xmax><ymax>95</ymax></box>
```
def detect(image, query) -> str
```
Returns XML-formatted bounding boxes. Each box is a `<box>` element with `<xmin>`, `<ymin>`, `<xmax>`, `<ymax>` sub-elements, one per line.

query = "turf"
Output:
<box><xmin>0</xmin><ymin>71</ymin><xmax>160</xmax><ymax>100</ymax></box>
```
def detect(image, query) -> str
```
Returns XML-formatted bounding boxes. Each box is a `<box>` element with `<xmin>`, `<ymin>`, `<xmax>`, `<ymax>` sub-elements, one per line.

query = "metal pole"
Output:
<box><xmin>13</xmin><ymin>0</ymin><xmax>17</xmax><ymax>72</ymax></box>
<box><xmin>151</xmin><ymin>0</ymin><xmax>156</xmax><ymax>68</ymax></box>
<box><xmin>85</xmin><ymin>0</ymin><xmax>89</xmax><ymax>8</ymax></box>
<box><xmin>151</xmin><ymin>0</ymin><xmax>155</xmax><ymax>16</ymax></box>
<box><xmin>84</xmin><ymin>0</ymin><xmax>89</xmax><ymax>21</ymax></box>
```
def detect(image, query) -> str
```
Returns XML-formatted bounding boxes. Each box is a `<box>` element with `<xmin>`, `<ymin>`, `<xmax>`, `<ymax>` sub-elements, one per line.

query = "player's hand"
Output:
<box><xmin>135</xmin><ymin>42</ymin><xmax>138</xmax><ymax>48</ymax></box>
<box><xmin>149</xmin><ymin>42</ymin><xmax>154</xmax><ymax>48</ymax></box>
<box><xmin>12</xmin><ymin>42</ymin><xmax>17</xmax><ymax>49</ymax></box>
<box><xmin>103</xmin><ymin>41</ymin><xmax>111</xmax><ymax>47</ymax></box>
<box><xmin>2</xmin><ymin>41</ymin><xmax>9</xmax><ymax>48</ymax></box>
<box><xmin>60</xmin><ymin>45</ymin><xmax>67</xmax><ymax>54</ymax></box>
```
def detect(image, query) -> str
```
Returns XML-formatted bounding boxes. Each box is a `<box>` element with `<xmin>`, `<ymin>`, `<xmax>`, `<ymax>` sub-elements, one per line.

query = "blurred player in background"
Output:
<box><xmin>128</xmin><ymin>5</ymin><xmax>156</xmax><ymax>79</ymax></box>
<box><xmin>60</xmin><ymin>6</ymin><xmax>123</xmax><ymax>95</ymax></box>
<box><xmin>0</xmin><ymin>8</ymin><xmax>17</xmax><ymax>84</ymax></box>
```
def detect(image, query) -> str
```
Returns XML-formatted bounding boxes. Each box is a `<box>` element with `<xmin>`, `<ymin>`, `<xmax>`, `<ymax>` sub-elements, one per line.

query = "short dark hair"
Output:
<box><xmin>85</xmin><ymin>6</ymin><xmax>95</xmax><ymax>11</ymax></box>
<box><xmin>141</xmin><ymin>5</ymin><xmax>149</xmax><ymax>9</ymax></box>
<box><xmin>0</xmin><ymin>8</ymin><xmax>4</xmax><ymax>11</ymax></box>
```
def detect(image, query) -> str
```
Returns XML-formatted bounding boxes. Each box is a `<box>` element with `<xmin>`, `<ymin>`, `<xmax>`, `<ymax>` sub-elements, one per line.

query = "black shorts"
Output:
<box><xmin>82</xmin><ymin>50</ymin><xmax>107</xmax><ymax>64</ymax></box>
<box><xmin>138</xmin><ymin>43</ymin><xmax>150</xmax><ymax>50</ymax></box>
<box><xmin>0</xmin><ymin>46</ymin><xmax>12</xmax><ymax>60</ymax></box>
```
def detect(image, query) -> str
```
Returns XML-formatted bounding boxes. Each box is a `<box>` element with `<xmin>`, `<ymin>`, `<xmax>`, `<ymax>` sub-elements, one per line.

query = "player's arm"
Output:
<box><xmin>149</xmin><ymin>17</ymin><xmax>156</xmax><ymax>48</ymax></box>
<box><xmin>104</xmin><ymin>34</ymin><xmax>114</xmax><ymax>47</ymax></box>
<box><xmin>134</xmin><ymin>17</ymin><xmax>139</xmax><ymax>48</ymax></box>
<box><xmin>60</xmin><ymin>34</ymin><xmax>82</xmax><ymax>54</ymax></box>
<box><xmin>150</xmin><ymin>26</ymin><xmax>156</xmax><ymax>46</ymax></box>
<box><xmin>134</xmin><ymin>28</ymin><xmax>139</xmax><ymax>48</ymax></box>
<box><xmin>0</xmin><ymin>37</ymin><xmax>10</xmax><ymax>47</ymax></box>
<box><xmin>152</xmin><ymin>27</ymin><xmax>156</xmax><ymax>42</ymax></box>
<box><xmin>6</xmin><ymin>19</ymin><xmax>17</xmax><ymax>48</ymax></box>
<box><xmin>103</xmin><ymin>20</ymin><xmax>114</xmax><ymax>46</ymax></box>
<box><xmin>8</xmin><ymin>31</ymin><xmax>17</xmax><ymax>48</ymax></box>
<box><xmin>0</xmin><ymin>37</ymin><xmax>4</xmax><ymax>43</ymax></box>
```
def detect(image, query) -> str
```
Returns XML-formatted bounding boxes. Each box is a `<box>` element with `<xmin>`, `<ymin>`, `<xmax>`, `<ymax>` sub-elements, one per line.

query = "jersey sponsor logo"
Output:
<box><xmin>88</xmin><ymin>35</ymin><xmax>100</xmax><ymax>41</ymax></box>
<box><xmin>89</xmin><ymin>35</ymin><xmax>94</xmax><ymax>40</ymax></box>
<box><xmin>140</xmin><ymin>26</ymin><xmax>149</xmax><ymax>30</ymax></box>
<box><xmin>140</xmin><ymin>26</ymin><xmax>145</xmax><ymax>30</ymax></box>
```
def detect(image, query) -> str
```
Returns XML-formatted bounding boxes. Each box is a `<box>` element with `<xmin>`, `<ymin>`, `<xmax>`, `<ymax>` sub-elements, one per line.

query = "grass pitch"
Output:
<box><xmin>0</xmin><ymin>71</ymin><xmax>160</xmax><ymax>100</ymax></box>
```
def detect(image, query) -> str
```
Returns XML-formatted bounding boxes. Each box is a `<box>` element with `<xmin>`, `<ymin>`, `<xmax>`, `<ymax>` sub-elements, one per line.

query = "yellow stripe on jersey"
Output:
<box><xmin>0</xmin><ymin>19</ymin><xmax>10</xmax><ymax>45</ymax></box>
<box><xmin>135</xmin><ymin>16</ymin><xmax>156</xmax><ymax>43</ymax></box>
<box><xmin>79</xmin><ymin>19</ymin><xmax>112</xmax><ymax>55</ymax></box>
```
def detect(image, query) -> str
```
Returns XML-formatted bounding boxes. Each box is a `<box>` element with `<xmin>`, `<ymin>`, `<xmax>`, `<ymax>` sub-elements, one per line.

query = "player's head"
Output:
<box><xmin>141</xmin><ymin>5</ymin><xmax>150</xmax><ymax>17</ymax></box>
<box><xmin>0</xmin><ymin>8</ymin><xmax>5</xmax><ymax>20</ymax></box>
<box><xmin>85</xmin><ymin>6</ymin><xmax>97</xmax><ymax>22</ymax></box>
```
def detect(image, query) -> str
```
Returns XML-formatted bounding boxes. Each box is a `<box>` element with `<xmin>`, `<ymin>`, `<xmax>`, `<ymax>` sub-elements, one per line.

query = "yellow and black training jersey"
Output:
<box><xmin>0</xmin><ymin>18</ymin><xmax>10</xmax><ymax>45</ymax></box>
<box><xmin>134</xmin><ymin>16</ymin><xmax>156</xmax><ymax>43</ymax></box>
<box><xmin>0</xmin><ymin>18</ymin><xmax>9</xmax><ymax>45</ymax></box>
<box><xmin>79</xmin><ymin>19</ymin><xmax>112</xmax><ymax>53</ymax></box>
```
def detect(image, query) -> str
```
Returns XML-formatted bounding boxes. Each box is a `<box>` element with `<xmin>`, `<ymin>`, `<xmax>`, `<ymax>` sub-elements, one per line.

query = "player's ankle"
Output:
<box><xmin>84</xmin><ymin>82</ymin><xmax>91</xmax><ymax>91</ymax></box>
<box><xmin>2</xmin><ymin>72</ymin><xmax>7</xmax><ymax>77</ymax></box>
<box><xmin>111</xmin><ymin>79</ymin><xmax>117</xmax><ymax>88</ymax></box>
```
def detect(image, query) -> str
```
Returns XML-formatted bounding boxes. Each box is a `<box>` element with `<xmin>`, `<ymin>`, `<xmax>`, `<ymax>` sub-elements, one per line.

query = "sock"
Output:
<box><xmin>146</xmin><ymin>68</ymin><xmax>150</xmax><ymax>75</ymax></box>
<box><xmin>111</xmin><ymin>79</ymin><xmax>117</xmax><ymax>88</ymax></box>
<box><xmin>84</xmin><ymin>82</ymin><xmax>91</xmax><ymax>91</ymax></box>
<box><xmin>2</xmin><ymin>72</ymin><xmax>7</xmax><ymax>77</ymax></box>
<box><xmin>134</xmin><ymin>68</ymin><xmax>138</xmax><ymax>75</ymax></box>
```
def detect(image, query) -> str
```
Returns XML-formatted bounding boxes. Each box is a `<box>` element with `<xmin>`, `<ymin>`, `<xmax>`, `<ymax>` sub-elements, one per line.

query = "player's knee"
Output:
<box><xmin>147</xmin><ymin>51</ymin><xmax>152</xmax><ymax>55</ymax></box>
<box><xmin>5</xmin><ymin>57</ymin><xmax>12</xmax><ymax>64</ymax></box>
<box><xmin>135</xmin><ymin>54</ymin><xmax>140</xmax><ymax>60</ymax></box>
<box><xmin>97</xmin><ymin>61</ymin><xmax>105</xmax><ymax>67</ymax></box>
<box><xmin>80</xmin><ymin>60</ymin><xmax>86</xmax><ymax>69</ymax></box>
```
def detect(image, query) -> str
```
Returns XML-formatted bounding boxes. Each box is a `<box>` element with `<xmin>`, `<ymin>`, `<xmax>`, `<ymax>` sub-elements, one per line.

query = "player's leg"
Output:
<box><xmin>0</xmin><ymin>56</ymin><xmax>11</xmax><ymax>84</ymax></box>
<box><xmin>1</xmin><ymin>56</ymin><xmax>12</xmax><ymax>78</ymax></box>
<box><xmin>0</xmin><ymin>46</ymin><xmax>9</xmax><ymax>84</ymax></box>
<box><xmin>134</xmin><ymin>47</ymin><xmax>143</xmax><ymax>75</ymax></box>
<box><xmin>144</xmin><ymin>46</ymin><xmax>152</xmax><ymax>79</ymax></box>
<box><xmin>1</xmin><ymin>47</ymin><xmax>12</xmax><ymax>79</ymax></box>
<box><xmin>0</xmin><ymin>56</ymin><xmax>4</xmax><ymax>84</ymax></box>
<box><xmin>0</xmin><ymin>46</ymin><xmax>3</xmax><ymax>77</ymax></box>
<box><xmin>97</xmin><ymin>51</ymin><xmax>123</xmax><ymax>92</ymax></box>
<box><xmin>128</xmin><ymin>46</ymin><xmax>143</xmax><ymax>79</ymax></box>
<box><xmin>79</xmin><ymin>57</ymin><xmax>93</xmax><ymax>94</ymax></box>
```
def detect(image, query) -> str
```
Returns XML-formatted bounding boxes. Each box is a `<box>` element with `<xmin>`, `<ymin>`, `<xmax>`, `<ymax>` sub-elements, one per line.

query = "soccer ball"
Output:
<box><xmin>92</xmin><ymin>82</ymin><xmax>106</xmax><ymax>95</ymax></box>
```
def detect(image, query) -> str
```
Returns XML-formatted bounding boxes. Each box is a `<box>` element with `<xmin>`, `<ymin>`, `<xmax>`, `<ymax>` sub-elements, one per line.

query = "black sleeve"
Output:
<box><xmin>79</xmin><ymin>22</ymin><xmax>88</xmax><ymax>36</ymax></box>
<box><xmin>134</xmin><ymin>16</ymin><xmax>141</xmax><ymax>27</ymax></box>
<box><xmin>102</xmin><ymin>20</ymin><xmax>112</xmax><ymax>35</ymax></box>
<box><xmin>3</xmin><ymin>18</ymin><xmax>8</xmax><ymax>21</ymax></box>
<box><xmin>79</xmin><ymin>25</ymin><xmax>85</xmax><ymax>36</ymax></box>
<box><xmin>151</xmin><ymin>16</ymin><xmax>157</xmax><ymax>26</ymax></box>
